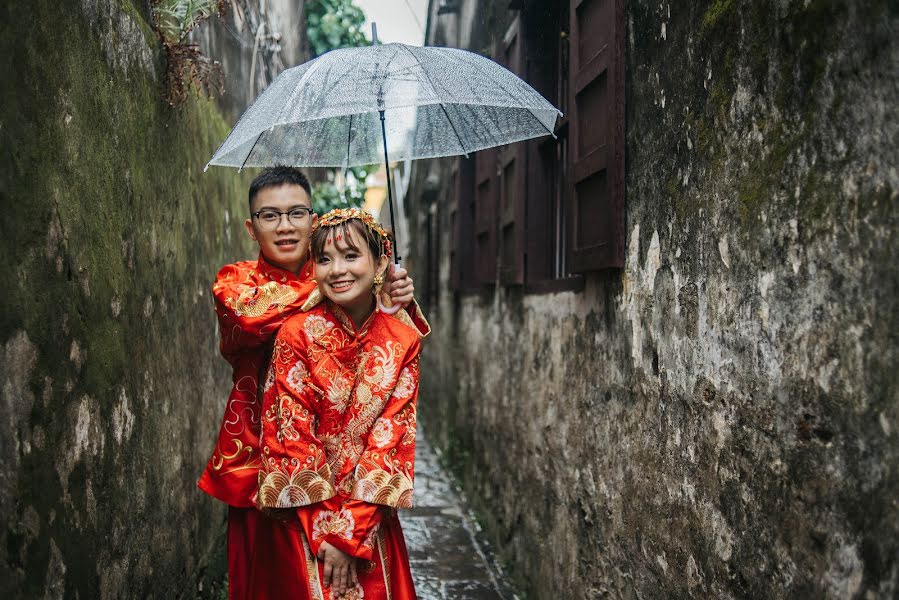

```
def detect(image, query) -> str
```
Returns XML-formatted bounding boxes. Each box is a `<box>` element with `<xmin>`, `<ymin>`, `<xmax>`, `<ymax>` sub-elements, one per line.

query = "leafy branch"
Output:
<box><xmin>306</xmin><ymin>0</ymin><xmax>368</xmax><ymax>58</ymax></box>
<box><xmin>151</xmin><ymin>0</ymin><xmax>227</xmax><ymax>105</ymax></box>
<box><xmin>312</xmin><ymin>166</ymin><xmax>376</xmax><ymax>214</ymax></box>
<box><xmin>154</xmin><ymin>0</ymin><xmax>224</xmax><ymax>42</ymax></box>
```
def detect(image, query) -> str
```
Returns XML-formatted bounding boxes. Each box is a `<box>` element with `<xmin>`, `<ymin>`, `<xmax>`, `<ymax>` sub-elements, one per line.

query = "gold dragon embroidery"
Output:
<box><xmin>226</xmin><ymin>281</ymin><xmax>299</xmax><ymax>318</ymax></box>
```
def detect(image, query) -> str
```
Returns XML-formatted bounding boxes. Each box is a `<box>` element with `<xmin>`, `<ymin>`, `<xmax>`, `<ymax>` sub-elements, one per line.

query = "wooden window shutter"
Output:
<box><xmin>450</xmin><ymin>156</ymin><xmax>477</xmax><ymax>291</ymax></box>
<box><xmin>474</xmin><ymin>148</ymin><xmax>498</xmax><ymax>285</ymax></box>
<box><xmin>567</xmin><ymin>0</ymin><xmax>625</xmax><ymax>271</ymax></box>
<box><xmin>526</xmin><ymin>137</ymin><xmax>558</xmax><ymax>282</ymax></box>
<box><xmin>427</xmin><ymin>205</ymin><xmax>441</xmax><ymax>306</ymax></box>
<box><xmin>497</xmin><ymin>18</ymin><xmax>527</xmax><ymax>285</ymax></box>
<box><xmin>449</xmin><ymin>165</ymin><xmax>461</xmax><ymax>290</ymax></box>
<box><xmin>523</xmin><ymin>5</ymin><xmax>566</xmax><ymax>284</ymax></box>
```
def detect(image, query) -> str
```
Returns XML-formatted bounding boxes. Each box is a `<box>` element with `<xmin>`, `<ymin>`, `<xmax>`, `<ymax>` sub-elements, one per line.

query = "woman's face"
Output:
<box><xmin>313</xmin><ymin>224</ymin><xmax>388</xmax><ymax>324</ymax></box>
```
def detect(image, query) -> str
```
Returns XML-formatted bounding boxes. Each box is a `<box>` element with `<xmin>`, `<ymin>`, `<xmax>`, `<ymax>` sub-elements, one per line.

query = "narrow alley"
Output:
<box><xmin>403</xmin><ymin>428</ymin><xmax>517</xmax><ymax>600</ymax></box>
<box><xmin>2</xmin><ymin>1</ymin><xmax>896</xmax><ymax>598</ymax></box>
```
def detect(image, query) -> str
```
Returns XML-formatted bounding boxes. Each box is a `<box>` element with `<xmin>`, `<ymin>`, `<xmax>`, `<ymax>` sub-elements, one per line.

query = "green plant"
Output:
<box><xmin>154</xmin><ymin>0</ymin><xmax>225</xmax><ymax>43</ymax></box>
<box><xmin>305</xmin><ymin>0</ymin><xmax>376</xmax><ymax>209</ymax></box>
<box><xmin>306</xmin><ymin>0</ymin><xmax>369</xmax><ymax>58</ymax></box>
<box><xmin>151</xmin><ymin>0</ymin><xmax>227</xmax><ymax>105</ymax></box>
<box><xmin>312</xmin><ymin>166</ymin><xmax>376</xmax><ymax>214</ymax></box>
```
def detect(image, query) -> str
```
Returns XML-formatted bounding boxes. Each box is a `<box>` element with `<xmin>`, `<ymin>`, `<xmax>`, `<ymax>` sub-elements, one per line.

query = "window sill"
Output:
<box><xmin>524</xmin><ymin>275</ymin><xmax>585</xmax><ymax>295</ymax></box>
<box><xmin>450</xmin><ymin>285</ymin><xmax>494</xmax><ymax>296</ymax></box>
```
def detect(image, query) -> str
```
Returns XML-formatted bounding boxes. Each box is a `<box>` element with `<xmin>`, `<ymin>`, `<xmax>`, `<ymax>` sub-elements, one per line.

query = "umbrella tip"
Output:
<box><xmin>371</xmin><ymin>22</ymin><xmax>378</xmax><ymax>45</ymax></box>
<box><xmin>203</xmin><ymin>163</ymin><xmax>210</xmax><ymax>173</ymax></box>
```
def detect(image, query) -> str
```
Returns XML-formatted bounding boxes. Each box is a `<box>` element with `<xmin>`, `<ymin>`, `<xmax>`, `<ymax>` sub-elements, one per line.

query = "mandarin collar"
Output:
<box><xmin>327</xmin><ymin>299</ymin><xmax>377</xmax><ymax>339</ymax></box>
<box><xmin>256</xmin><ymin>252</ymin><xmax>313</xmax><ymax>283</ymax></box>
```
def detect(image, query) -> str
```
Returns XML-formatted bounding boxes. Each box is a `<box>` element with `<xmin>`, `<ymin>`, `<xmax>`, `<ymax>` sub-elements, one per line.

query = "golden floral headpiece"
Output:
<box><xmin>312</xmin><ymin>207</ymin><xmax>392</xmax><ymax>257</ymax></box>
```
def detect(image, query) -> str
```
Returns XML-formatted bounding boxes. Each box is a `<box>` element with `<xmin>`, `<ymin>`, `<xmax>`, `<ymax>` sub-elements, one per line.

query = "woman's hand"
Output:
<box><xmin>317</xmin><ymin>541</ymin><xmax>358</xmax><ymax>596</ymax></box>
<box><xmin>383</xmin><ymin>264</ymin><xmax>414</xmax><ymax>307</ymax></box>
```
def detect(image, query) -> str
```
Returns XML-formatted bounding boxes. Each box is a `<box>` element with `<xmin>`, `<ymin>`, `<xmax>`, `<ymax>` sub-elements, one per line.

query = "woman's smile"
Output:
<box><xmin>329</xmin><ymin>279</ymin><xmax>355</xmax><ymax>292</ymax></box>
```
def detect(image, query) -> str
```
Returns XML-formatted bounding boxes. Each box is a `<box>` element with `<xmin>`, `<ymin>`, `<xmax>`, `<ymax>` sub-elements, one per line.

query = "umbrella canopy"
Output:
<box><xmin>205</xmin><ymin>42</ymin><xmax>561</xmax><ymax>170</ymax></box>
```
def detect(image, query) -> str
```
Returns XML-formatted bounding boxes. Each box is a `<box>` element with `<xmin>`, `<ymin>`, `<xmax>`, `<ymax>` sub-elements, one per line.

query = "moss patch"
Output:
<box><xmin>1</xmin><ymin>0</ymin><xmax>254</xmax><ymax>595</ymax></box>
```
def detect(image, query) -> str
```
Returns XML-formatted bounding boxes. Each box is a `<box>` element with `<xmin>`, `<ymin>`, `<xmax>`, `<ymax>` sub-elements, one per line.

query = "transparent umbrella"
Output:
<box><xmin>206</xmin><ymin>27</ymin><xmax>561</xmax><ymax>263</ymax></box>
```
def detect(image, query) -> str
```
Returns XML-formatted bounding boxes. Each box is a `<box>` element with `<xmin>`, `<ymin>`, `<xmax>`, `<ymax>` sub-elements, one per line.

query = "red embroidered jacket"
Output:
<box><xmin>256</xmin><ymin>300</ymin><xmax>422</xmax><ymax>561</ymax></box>
<box><xmin>197</xmin><ymin>254</ymin><xmax>317</xmax><ymax>507</ymax></box>
<box><xmin>197</xmin><ymin>252</ymin><xmax>428</xmax><ymax>508</ymax></box>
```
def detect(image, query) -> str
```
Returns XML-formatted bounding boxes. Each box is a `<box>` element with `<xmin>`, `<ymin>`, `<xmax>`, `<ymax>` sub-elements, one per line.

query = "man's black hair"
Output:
<box><xmin>248</xmin><ymin>167</ymin><xmax>312</xmax><ymax>212</ymax></box>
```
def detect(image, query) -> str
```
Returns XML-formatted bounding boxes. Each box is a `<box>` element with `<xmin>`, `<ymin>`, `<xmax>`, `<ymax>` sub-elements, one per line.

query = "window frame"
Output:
<box><xmin>447</xmin><ymin>0</ymin><xmax>625</xmax><ymax>295</ymax></box>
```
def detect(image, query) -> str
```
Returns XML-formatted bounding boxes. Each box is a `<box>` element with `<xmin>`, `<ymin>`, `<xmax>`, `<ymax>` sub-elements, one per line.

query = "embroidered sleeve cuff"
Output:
<box><xmin>256</xmin><ymin>466</ymin><xmax>337</xmax><ymax>509</ymax></box>
<box><xmin>398</xmin><ymin>299</ymin><xmax>431</xmax><ymax>339</ymax></box>
<box><xmin>350</xmin><ymin>467</ymin><xmax>414</xmax><ymax>509</ymax></box>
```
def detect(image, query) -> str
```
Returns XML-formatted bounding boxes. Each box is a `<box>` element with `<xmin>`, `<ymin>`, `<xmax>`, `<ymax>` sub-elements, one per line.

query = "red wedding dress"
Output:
<box><xmin>254</xmin><ymin>299</ymin><xmax>423</xmax><ymax>600</ymax></box>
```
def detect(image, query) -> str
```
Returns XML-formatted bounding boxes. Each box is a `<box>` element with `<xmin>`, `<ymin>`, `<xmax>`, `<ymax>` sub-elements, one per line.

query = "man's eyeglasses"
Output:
<box><xmin>252</xmin><ymin>207</ymin><xmax>315</xmax><ymax>231</ymax></box>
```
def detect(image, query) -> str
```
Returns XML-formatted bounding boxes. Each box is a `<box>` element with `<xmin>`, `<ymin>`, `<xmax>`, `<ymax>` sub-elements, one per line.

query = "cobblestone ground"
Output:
<box><xmin>401</xmin><ymin>427</ymin><xmax>518</xmax><ymax>600</ymax></box>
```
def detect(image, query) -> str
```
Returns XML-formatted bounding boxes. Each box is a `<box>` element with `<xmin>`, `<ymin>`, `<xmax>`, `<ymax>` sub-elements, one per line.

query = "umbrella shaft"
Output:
<box><xmin>380</xmin><ymin>110</ymin><xmax>400</xmax><ymax>264</ymax></box>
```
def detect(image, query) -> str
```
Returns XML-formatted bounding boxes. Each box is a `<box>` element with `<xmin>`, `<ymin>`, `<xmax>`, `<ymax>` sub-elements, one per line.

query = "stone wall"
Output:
<box><xmin>0</xmin><ymin>0</ymin><xmax>263</xmax><ymax>596</ymax></box>
<box><xmin>408</xmin><ymin>1</ymin><xmax>898</xmax><ymax>598</ymax></box>
<box><xmin>192</xmin><ymin>0</ymin><xmax>307</xmax><ymax>121</ymax></box>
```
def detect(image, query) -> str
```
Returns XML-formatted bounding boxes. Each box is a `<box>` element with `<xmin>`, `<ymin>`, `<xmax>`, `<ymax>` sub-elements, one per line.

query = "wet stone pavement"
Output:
<box><xmin>401</xmin><ymin>428</ymin><xmax>518</xmax><ymax>600</ymax></box>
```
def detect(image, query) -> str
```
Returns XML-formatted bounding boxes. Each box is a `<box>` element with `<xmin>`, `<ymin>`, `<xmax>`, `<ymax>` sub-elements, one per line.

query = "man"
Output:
<box><xmin>197</xmin><ymin>167</ymin><xmax>427</xmax><ymax>599</ymax></box>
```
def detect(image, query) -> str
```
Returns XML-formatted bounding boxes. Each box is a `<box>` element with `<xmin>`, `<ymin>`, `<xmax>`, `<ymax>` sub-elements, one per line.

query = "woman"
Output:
<box><xmin>254</xmin><ymin>208</ymin><xmax>423</xmax><ymax>600</ymax></box>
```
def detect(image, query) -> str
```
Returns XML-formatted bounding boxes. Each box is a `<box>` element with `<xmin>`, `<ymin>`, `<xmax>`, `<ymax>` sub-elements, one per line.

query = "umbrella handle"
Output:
<box><xmin>377</xmin><ymin>295</ymin><xmax>403</xmax><ymax>315</ymax></box>
<box><xmin>377</xmin><ymin>260</ymin><xmax>404</xmax><ymax>315</ymax></box>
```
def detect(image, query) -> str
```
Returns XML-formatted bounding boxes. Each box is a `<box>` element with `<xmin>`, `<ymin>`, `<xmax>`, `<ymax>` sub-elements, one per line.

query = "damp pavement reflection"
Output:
<box><xmin>401</xmin><ymin>428</ymin><xmax>518</xmax><ymax>600</ymax></box>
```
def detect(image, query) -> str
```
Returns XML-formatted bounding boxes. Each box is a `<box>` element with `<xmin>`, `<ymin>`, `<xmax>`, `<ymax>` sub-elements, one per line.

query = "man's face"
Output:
<box><xmin>244</xmin><ymin>184</ymin><xmax>315</xmax><ymax>274</ymax></box>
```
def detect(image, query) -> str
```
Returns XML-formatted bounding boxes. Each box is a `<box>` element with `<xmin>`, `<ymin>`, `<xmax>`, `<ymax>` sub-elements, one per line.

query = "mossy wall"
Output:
<box><xmin>410</xmin><ymin>0</ymin><xmax>897</xmax><ymax>598</ymax></box>
<box><xmin>0</xmin><ymin>0</ymin><xmax>255</xmax><ymax>596</ymax></box>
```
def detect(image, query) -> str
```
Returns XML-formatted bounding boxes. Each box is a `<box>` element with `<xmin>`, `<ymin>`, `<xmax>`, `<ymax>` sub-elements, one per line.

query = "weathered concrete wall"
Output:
<box><xmin>410</xmin><ymin>1</ymin><xmax>898</xmax><ymax>598</ymax></box>
<box><xmin>0</xmin><ymin>0</ymin><xmax>258</xmax><ymax>596</ymax></box>
<box><xmin>192</xmin><ymin>0</ymin><xmax>307</xmax><ymax>121</ymax></box>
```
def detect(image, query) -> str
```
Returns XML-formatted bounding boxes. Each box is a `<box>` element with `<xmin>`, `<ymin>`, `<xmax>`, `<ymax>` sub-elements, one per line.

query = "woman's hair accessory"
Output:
<box><xmin>313</xmin><ymin>207</ymin><xmax>392</xmax><ymax>257</ymax></box>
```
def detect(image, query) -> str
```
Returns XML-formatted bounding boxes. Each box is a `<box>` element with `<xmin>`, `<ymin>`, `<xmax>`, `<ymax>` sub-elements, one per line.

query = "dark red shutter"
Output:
<box><xmin>523</xmin><ymin>6</ymin><xmax>564</xmax><ymax>283</ymax></box>
<box><xmin>567</xmin><ymin>0</ymin><xmax>625</xmax><ymax>271</ymax></box>
<box><xmin>448</xmin><ymin>166</ymin><xmax>460</xmax><ymax>290</ymax></box>
<box><xmin>526</xmin><ymin>137</ymin><xmax>557</xmax><ymax>282</ymax></box>
<box><xmin>497</xmin><ymin>18</ymin><xmax>527</xmax><ymax>285</ymax></box>
<box><xmin>427</xmin><ymin>207</ymin><xmax>440</xmax><ymax>306</ymax></box>
<box><xmin>474</xmin><ymin>148</ymin><xmax>498</xmax><ymax>285</ymax></box>
<box><xmin>450</xmin><ymin>156</ymin><xmax>477</xmax><ymax>291</ymax></box>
